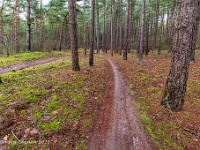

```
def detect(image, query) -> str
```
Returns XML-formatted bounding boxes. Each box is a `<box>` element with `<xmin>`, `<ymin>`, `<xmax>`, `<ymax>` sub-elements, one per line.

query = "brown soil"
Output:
<box><xmin>0</xmin><ymin>56</ymin><xmax>70</xmax><ymax>74</ymax></box>
<box><xmin>88</xmin><ymin>56</ymin><xmax>152</xmax><ymax>150</ymax></box>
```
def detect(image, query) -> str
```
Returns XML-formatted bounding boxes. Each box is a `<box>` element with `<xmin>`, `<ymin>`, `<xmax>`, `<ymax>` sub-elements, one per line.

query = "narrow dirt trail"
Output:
<box><xmin>89</xmin><ymin>57</ymin><xmax>152</xmax><ymax>150</ymax></box>
<box><xmin>0</xmin><ymin>56</ymin><xmax>70</xmax><ymax>74</ymax></box>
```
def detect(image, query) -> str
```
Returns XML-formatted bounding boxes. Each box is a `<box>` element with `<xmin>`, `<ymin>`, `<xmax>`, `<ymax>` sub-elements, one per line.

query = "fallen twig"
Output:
<box><xmin>184</xmin><ymin>128</ymin><xmax>200</xmax><ymax>138</ymax></box>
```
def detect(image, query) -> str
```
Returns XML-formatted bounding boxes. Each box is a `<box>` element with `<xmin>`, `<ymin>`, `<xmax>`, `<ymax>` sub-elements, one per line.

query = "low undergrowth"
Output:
<box><xmin>108</xmin><ymin>51</ymin><xmax>200</xmax><ymax>150</ymax></box>
<box><xmin>0</xmin><ymin>54</ymin><xmax>109</xmax><ymax>150</ymax></box>
<box><xmin>0</xmin><ymin>51</ymin><xmax>70</xmax><ymax>67</ymax></box>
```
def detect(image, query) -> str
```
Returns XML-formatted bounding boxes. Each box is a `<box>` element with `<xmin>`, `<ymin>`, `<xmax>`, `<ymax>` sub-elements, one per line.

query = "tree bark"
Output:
<box><xmin>118</xmin><ymin>0</ymin><xmax>122</xmax><ymax>55</ymax></box>
<box><xmin>158</xmin><ymin>0</ymin><xmax>165</xmax><ymax>55</ymax></box>
<box><xmin>161</xmin><ymin>0</ymin><xmax>200</xmax><ymax>112</ymax></box>
<box><xmin>89</xmin><ymin>0</ymin><xmax>95</xmax><ymax>66</ymax></box>
<box><xmin>96</xmin><ymin>0</ymin><xmax>100</xmax><ymax>54</ymax></box>
<box><xmin>123</xmin><ymin>0</ymin><xmax>130</xmax><ymax>60</ymax></box>
<box><xmin>83</xmin><ymin>0</ymin><xmax>87</xmax><ymax>56</ymax></box>
<box><xmin>59</xmin><ymin>13</ymin><xmax>68</xmax><ymax>51</ymax></box>
<box><xmin>138</xmin><ymin>0</ymin><xmax>145</xmax><ymax>62</ymax></box>
<box><xmin>68</xmin><ymin>0</ymin><xmax>80</xmax><ymax>71</ymax></box>
<box><xmin>110</xmin><ymin>0</ymin><xmax>114</xmax><ymax>56</ymax></box>
<box><xmin>102</xmin><ymin>0</ymin><xmax>106</xmax><ymax>53</ymax></box>
<box><xmin>40</xmin><ymin>0</ymin><xmax>45</xmax><ymax>51</ymax></box>
<box><xmin>26</xmin><ymin>0</ymin><xmax>31</xmax><ymax>52</ymax></box>
<box><xmin>152</xmin><ymin>0</ymin><xmax>159</xmax><ymax>51</ymax></box>
<box><xmin>145</xmin><ymin>0</ymin><xmax>151</xmax><ymax>55</ymax></box>
<box><xmin>0</xmin><ymin>0</ymin><xmax>5</xmax><ymax>45</ymax></box>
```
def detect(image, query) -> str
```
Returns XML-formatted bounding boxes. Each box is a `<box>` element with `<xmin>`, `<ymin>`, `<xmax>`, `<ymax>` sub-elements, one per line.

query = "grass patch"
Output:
<box><xmin>0</xmin><ymin>54</ymin><xmax>110</xmax><ymax>149</ymax></box>
<box><xmin>0</xmin><ymin>51</ymin><xmax>69</xmax><ymax>67</ymax></box>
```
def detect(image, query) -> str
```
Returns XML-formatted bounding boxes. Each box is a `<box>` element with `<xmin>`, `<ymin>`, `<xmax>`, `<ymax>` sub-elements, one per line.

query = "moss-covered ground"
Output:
<box><xmin>0</xmin><ymin>51</ymin><xmax>70</xmax><ymax>67</ymax></box>
<box><xmin>0</xmin><ymin>53</ymin><xmax>109</xmax><ymax>150</ymax></box>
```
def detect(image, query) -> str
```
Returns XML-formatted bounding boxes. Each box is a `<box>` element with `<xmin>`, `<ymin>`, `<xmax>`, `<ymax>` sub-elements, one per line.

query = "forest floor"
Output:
<box><xmin>0</xmin><ymin>51</ymin><xmax>200</xmax><ymax>150</ymax></box>
<box><xmin>105</xmin><ymin>51</ymin><xmax>200</xmax><ymax>150</ymax></box>
<box><xmin>0</xmin><ymin>53</ymin><xmax>110</xmax><ymax>149</ymax></box>
<box><xmin>89</xmin><ymin>56</ymin><xmax>152</xmax><ymax>150</ymax></box>
<box><xmin>0</xmin><ymin>56</ymin><xmax>70</xmax><ymax>74</ymax></box>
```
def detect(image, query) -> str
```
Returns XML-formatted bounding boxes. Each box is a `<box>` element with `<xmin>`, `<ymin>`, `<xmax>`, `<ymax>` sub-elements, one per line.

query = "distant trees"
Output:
<box><xmin>161</xmin><ymin>0</ymin><xmax>200</xmax><ymax>112</ymax></box>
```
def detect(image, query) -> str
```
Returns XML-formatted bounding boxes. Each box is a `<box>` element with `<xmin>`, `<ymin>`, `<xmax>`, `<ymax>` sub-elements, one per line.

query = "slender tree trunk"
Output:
<box><xmin>168</xmin><ymin>0</ymin><xmax>176</xmax><ymax>52</ymax></box>
<box><xmin>110</xmin><ymin>0</ymin><xmax>114</xmax><ymax>56</ymax></box>
<box><xmin>152</xmin><ymin>0</ymin><xmax>159</xmax><ymax>51</ymax></box>
<box><xmin>123</xmin><ymin>0</ymin><xmax>130</xmax><ymax>60</ymax></box>
<box><xmin>119</xmin><ymin>0</ymin><xmax>122</xmax><ymax>55</ymax></box>
<box><xmin>102</xmin><ymin>0</ymin><xmax>106</xmax><ymax>53</ymax></box>
<box><xmin>26</xmin><ymin>0</ymin><xmax>31</xmax><ymax>52</ymax></box>
<box><xmin>89</xmin><ymin>0</ymin><xmax>95</xmax><ymax>66</ymax></box>
<box><xmin>115</xmin><ymin>0</ymin><xmax>120</xmax><ymax>54</ymax></box>
<box><xmin>128</xmin><ymin>0</ymin><xmax>135</xmax><ymax>52</ymax></box>
<box><xmin>83</xmin><ymin>0</ymin><xmax>87</xmax><ymax>56</ymax></box>
<box><xmin>190</xmin><ymin>21</ymin><xmax>199</xmax><ymax>62</ymax></box>
<box><xmin>68</xmin><ymin>0</ymin><xmax>80</xmax><ymax>71</ymax></box>
<box><xmin>138</xmin><ymin>0</ymin><xmax>145</xmax><ymax>62</ymax></box>
<box><xmin>12</xmin><ymin>0</ymin><xmax>19</xmax><ymax>53</ymax></box>
<box><xmin>145</xmin><ymin>0</ymin><xmax>151</xmax><ymax>55</ymax></box>
<box><xmin>165</xmin><ymin>2</ymin><xmax>170</xmax><ymax>45</ymax></box>
<box><xmin>161</xmin><ymin>0</ymin><xmax>200</xmax><ymax>112</ymax></box>
<box><xmin>0</xmin><ymin>0</ymin><xmax>4</xmax><ymax>45</ymax></box>
<box><xmin>40</xmin><ymin>0</ymin><xmax>44</xmax><ymax>51</ymax></box>
<box><xmin>59</xmin><ymin>14</ymin><xmax>68</xmax><ymax>51</ymax></box>
<box><xmin>96</xmin><ymin>0</ymin><xmax>100</xmax><ymax>54</ymax></box>
<box><xmin>158</xmin><ymin>0</ymin><xmax>165</xmax><ymax>55</ymax></box>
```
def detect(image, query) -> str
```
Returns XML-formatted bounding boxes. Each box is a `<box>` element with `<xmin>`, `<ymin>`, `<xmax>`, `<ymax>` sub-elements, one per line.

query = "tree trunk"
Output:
<box><xmin>158</xmin><ymin>0</ymin><xmax>165</xmax><ymax>55</ymax></box>
<box><xmin>12</xmin><ymin>0</ymin><xmax>19</xmax><ymax>53</ymax></box>
<box><xmin>123</xmin><ymin>0</ymin><xmax>130</xmax><ymax>60</ymax></box>
<box><xmin>165</xmin><ymin>2</ymin><xmax>170</xmax><ymax>45</ymax></box>
<box><xmin>145</xmin><ymin>0</ymin><xmax>151</xmax><ymax>55</ymax></box>
<box><xmin>138</xmin><ymin>0</ymin><xmax>145</xmax><ymax>62</ymax></box>
<box><xmin>40</xmin><ymin>0</ymin><xmax>44</xmax><ymax>51</ymax></box>
<box><xmin>68</xmin><ymin>0</ymin><xmax>80</xmax><ymax>71</ymax></box>
<box><xmin>0</xmin><ymin>0</ymin><xmax>5</xmax><ymax>45</ymax></box>
<box><xmin>161</xmin><ymin>0</ymin><xmax>200</xmax><ymax>112</ymax></box>
<box><xmin>26</xmin><ymin>0</ymin><xmax>31</xmax><ymax>52</ymax></box>
<box><xmin>152</xmin><ymin>0</ymin><xmax>159</xmax><ymax>51</ymax></box>
<box><xmin>96</xmin><ymin>1</ymin><xmax>100</xmax><ymax>54</ymax></box>
<box><xmin>89</xmin><ymin>0</ymin><xmax>95</xmax><ymax>66</ymax></box>
<box><xmin>168</xmin><ymin>0</ymin><xmax>176</xmax><ymax>52</ymax></box>
<box><xmin>102</xmin><ymin>0</ymin><xmax>106</xmax><ymax>53</ymax></box>
<box><xmin>83</xmin><ymin>0</ymin><xmax>87</xmax><ymax>56</ymax></box>
<box><xmin>59</xmin><ymin>13</ymin><xmax>68</xmax><ymax>51</ymax></box>
<box><xmin>110</xmin><ymin>0</ymin><xmax>114</xmax><ymax>56</ymax></box>
<box><xmin>118</xmin><ymin>0</ymin><xmax>122</xmax><ymax>55</ymax></box>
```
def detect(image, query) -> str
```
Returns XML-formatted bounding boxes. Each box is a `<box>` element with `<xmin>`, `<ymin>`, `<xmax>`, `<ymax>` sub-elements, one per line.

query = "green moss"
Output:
<box><xmin>41</xmin><ymin>120</ymin><xmax>60</xmax><ymax>134</ymax></box>
<box><xmin>33</xmin><ymin>112</ymin><xmax>42</xmax><ymax>120</ymax></box>
<box><xmin>140</xmin><ymin>113</ymin><xmax>152</xmax><ymax>123</ymax></box>
<box><xmin>130</xmin><ymin>90</ymin><xmax>135</xmax><ymax>96</ymax></box>
<box><xmin>147</xmin><ymin>86</ymin><xmax>159</xmax><ymax>92</ymax></box>
<box><xmin>138</xmin><ymin>74</ymin><xmax>149</xmax><ymax>81</ymax></box>
<box><xmin>0</xmin><ymin>51</ymin><xmax>69</xmax><ymax>67</ymax></box>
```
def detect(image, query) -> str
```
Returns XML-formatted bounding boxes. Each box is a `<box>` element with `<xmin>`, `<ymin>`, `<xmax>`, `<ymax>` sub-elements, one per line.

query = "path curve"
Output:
<box><xmin>0</xmin><ymin>56</ymin><xmax>70</xmax><ymax>74</ymax></box>
<box><xmin>89</xmin><ymin>57</ymin><xmax>152</xmax><ymax>150</ymax></box>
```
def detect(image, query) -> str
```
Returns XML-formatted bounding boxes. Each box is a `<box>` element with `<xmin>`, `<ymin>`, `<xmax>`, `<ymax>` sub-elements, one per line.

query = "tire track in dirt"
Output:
<box><xmin>89</xmin><ymin>57</ymin><xmax>152</xmax><ymax>150</ymax></box>
<box><xmin>0</xmin><ymin>56</ymin><xmax>70</xmax><ymax>74</ymax></box>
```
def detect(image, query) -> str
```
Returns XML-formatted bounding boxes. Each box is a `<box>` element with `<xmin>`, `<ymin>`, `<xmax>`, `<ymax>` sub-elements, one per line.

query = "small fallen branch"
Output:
<box><xmin>184</xmin><ymin>128</ymin><xmax>200</xmax><ymax>138</ymax></box>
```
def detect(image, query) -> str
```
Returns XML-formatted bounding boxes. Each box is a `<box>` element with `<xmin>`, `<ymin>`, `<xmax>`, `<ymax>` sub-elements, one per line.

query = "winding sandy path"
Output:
<box><xmin>0</xmin><ymin>56</ymin><xmax>70</xmax><ymax>74</ymax></box>
<box><xmin>89</xmin><ymin>57</ymin><xmax>152</xmax><ymax>150</ymax></box>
